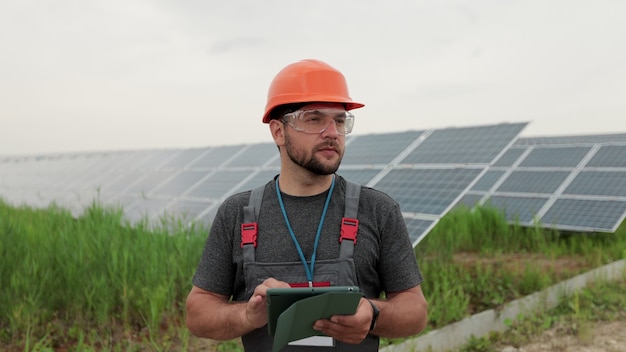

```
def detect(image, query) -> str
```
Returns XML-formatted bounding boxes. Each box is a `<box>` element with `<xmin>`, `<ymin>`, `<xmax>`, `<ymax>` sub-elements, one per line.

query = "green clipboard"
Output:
<box><xmin>266</xmin><ymin>286</ymin><xmax>361</xmax><ymax>352</ymax></box>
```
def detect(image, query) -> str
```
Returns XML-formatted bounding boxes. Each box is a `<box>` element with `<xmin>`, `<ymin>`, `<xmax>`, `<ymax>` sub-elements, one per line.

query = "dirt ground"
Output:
<box><xmin>497</xmin><ymin>320</ymin><xmax>626</xmax><ymax>352</ymax></box>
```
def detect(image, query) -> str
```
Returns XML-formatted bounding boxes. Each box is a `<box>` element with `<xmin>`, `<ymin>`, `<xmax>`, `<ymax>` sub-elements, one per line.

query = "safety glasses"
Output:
<box><xmin>282</xmin><ymin>108</ymin><xmax>355</xmax><ymax>135</ymax></box>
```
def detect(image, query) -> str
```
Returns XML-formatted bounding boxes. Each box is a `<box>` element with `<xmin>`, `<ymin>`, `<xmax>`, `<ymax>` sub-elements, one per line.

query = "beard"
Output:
<box><xmin>284</xmin><ymin>133</ymin><xmax>343</xmax><ymax>175</ymax></box>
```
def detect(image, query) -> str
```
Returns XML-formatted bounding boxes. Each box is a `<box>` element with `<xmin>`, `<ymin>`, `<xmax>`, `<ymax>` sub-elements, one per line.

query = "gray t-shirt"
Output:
<box><xmin>192</xmin><ymin>174</ymin><xmax>423</xmax><ymax>301</ymax></box>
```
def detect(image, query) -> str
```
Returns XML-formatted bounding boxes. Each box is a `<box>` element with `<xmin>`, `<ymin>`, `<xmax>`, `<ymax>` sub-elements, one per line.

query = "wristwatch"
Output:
<box><xmin>366</xmin><ymin>299</ymin><xmax>379</xmax><ymax>331</ymax></box>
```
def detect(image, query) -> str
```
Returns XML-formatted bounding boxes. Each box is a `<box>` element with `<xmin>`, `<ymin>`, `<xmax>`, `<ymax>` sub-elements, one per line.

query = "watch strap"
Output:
<box><xmin>366</xmin><ymin>299</ymin><xmax>379</xmax><ymax>331</ymax></box>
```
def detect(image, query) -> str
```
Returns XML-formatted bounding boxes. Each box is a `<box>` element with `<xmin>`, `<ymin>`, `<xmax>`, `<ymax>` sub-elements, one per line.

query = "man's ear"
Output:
<box><xmin>269</xmin><ymin>120</ymin><xmax>286</xmax><ymax>147</ymax></box>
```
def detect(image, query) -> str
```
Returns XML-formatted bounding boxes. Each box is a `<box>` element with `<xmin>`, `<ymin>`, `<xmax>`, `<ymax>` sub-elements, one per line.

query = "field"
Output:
<box><xmin>1</xmin><ymin>199</ymin><xmax>625</xmax><ymax>351</ymax></box>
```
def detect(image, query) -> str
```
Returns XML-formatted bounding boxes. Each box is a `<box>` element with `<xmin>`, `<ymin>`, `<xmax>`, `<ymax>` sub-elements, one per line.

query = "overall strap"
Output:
<box><xmin>339</xmin><ymin>180</ymin><xmax>361</xmax><ymax>259</ymax></box>
<box><xmin>241</xmin><ymin>179</ymin><xmax>362</xmax><ymax>263</ymax></box>
<box><xmin>241</xmin><ymin>184</ymin><xmax>265</xmax><ymax>264</ymax></box>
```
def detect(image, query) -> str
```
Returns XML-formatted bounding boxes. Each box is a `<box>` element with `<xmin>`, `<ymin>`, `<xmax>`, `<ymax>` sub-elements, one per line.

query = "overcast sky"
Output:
<box><xmin>1</xmin><ymin>0</ymin><xmax>625</xmax><ymax>156</ymax></box>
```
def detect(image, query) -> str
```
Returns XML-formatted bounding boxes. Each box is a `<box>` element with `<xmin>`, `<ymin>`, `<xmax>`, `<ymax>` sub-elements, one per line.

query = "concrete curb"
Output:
<box><xmin>381</xmin><ymin>259</ymin><xmax>626</xmax><ymax>352</ymax></box>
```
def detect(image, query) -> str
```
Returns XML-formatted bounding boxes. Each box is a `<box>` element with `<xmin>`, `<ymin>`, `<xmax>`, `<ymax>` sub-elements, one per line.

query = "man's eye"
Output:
<box><xmin>305</xmin><ymin>116</ymin><xmax>322</xmax><ymax>123</ymax></box>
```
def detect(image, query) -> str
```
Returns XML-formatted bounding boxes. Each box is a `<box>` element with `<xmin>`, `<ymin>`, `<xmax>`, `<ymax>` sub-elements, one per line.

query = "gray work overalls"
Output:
<box><xmin>239</xmin><ymin>181</ymin><xmax>379</xmax><ymax>351</ymax></box>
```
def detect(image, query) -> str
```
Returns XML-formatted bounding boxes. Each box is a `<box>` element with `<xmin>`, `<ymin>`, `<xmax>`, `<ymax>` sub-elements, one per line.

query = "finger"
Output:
<box><xmin>246</xmin><ymin>294</ymin><xmax>268</xmax><ymax>327</ymax></box>
<box><xmin>314</xmin><ymin>319</ymin><xmax>368</xmax><ymax>344</ymax></box>
<box><xmin>261</xmin><ymin>277</ymin><xmax>291</xmax><ymax>288</ymax></box>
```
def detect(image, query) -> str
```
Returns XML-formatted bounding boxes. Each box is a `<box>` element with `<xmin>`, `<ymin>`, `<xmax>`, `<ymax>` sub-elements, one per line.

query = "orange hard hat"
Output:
<box><xmin>262</xmin><ymin>59</ymin><xmax>365</xmax><ymax>123</ymax></box>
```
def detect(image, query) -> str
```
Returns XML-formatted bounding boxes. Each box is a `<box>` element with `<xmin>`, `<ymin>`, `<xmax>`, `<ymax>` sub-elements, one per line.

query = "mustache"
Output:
<box><xmin>316</xmin><ymin>141</ymin><xmax>340</xmax><ymax>150</ymax></box>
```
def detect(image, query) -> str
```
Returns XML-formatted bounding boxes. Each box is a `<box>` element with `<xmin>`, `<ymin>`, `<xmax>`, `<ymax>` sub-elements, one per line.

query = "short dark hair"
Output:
<box><xmin>268</xmin><ymin>103</ymin><xmax>307</xmax><ymax>121</ymax></box>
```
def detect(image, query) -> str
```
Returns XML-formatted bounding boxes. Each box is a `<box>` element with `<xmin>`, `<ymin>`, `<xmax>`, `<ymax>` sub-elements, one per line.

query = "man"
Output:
<box><xmin>186</xmin><ymin>59</ymin><xmax>428</xmax><ymax>351</ymax></box>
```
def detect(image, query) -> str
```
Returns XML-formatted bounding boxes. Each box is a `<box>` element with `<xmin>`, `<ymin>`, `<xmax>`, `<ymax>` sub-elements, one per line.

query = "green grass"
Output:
<box><xmin>1</xmin><ymin>199</ymin><xmax>625</xmax><ymax>351</ymax></box>
<box><xmin>0</xmin><ymin>199</ymin><xmax>208</xmax><ymax>351</ymax></box>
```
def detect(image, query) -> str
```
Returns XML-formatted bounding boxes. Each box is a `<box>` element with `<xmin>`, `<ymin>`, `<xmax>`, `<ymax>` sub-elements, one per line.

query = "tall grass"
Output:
<box><xmin>1</xmin><ymin>198</ymin><xmax>625</xmax><ymax>350</ymax></box>
<box><xmin>0</xmin><ymin>199</ymin><xmax>207</xmax><ymax>350</ymax></box>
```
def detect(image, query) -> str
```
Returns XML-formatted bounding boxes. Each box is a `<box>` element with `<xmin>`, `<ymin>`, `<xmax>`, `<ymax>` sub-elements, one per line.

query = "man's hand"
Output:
<box><xmin>186</xmin><ymin>278</ymin><xmax>290</xmax><ymax>340</ymax></box>
<box><xmin>245</xmin><ymin>278</ymin><xmax>291</xmax><ymax>329</ymax></box>
<box><xmin>311</xmin><ymin>297</ymin><xmax>373</xmax><ymax>344</ymax></box>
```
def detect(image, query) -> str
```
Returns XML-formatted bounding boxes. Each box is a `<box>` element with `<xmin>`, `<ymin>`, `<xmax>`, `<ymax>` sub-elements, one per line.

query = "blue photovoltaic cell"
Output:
<box><xmin>493</xmin><ymin>147</ymin><xmax>526</xmax><ymax>167</ymax></box>
<box><xmin>151</xmin><ymin>170</ymin><xmax>209</xmax><ymax>196</ymax></box>
<box><xmin>132</xmin><ymin>150</ymin><xmax>180</xmax><ymax>169</ymax></box>
<box><xmin>337</xmin><ymin>169</ymin><xmax>381</xmax><ymax>186</ymax></box>
<box><xmin>541</xmin><ymin>199</ymin><xmax>626</xmax><ymax>231</ymax></box>
<box><xmin>563</xmin><ymin>171</ymin><xmax>626</xmax><ymax>197</ymax></box>
<box><xmin>484</xmin><ymin>196</ymin><xmax>549</xmax><ymax>223</ymax></box>
<box><xmin>519</xmin><ymin>146</ymin><xmax>591</xmax><ymax>167</ymax></box>
<box><xmin>186</xmin><ymin>170</ymin><xmax>251</xmax><ymax>199</ymax></box>
<box><xmin>404</xmin><ymin>218</ymin><xmax>435</xmax><ymax>246</ymax></box>
<box><xmin>160</xmin><ymin>148</ymin><xmax>211</xmax><ymax>168</ymax></box>
<box><xmin>342</xmin><ymin>131</ymin><xmax>423</xmax><ymax>165</ymax></box>
<box><xmin>375</xmin><ymin>168</ymin><xmax>483</xmax><ymax>215</ymax></box>
<box><xmin>497</xmin><ymin>170</ymin><xmax>570</xmax><ymax>194</ymax></box>
<box><xmin>229</xmin><ymin>170</ymin><xmax>280</xmax><ymax>194</ymax></box>
<box><xmin>188</xmin><ymin>145</ymin><xmax>245</xmax><ymax>168</ymax></box>
<box><xmin>70</xmin><ymin>159</ymin><xmax>122</xmax><ymax>189</ymax></box>
<box><xmin>471</xmin><ymin>170</ymin><xmax>505</xmax><ymax>191</ymax></box>
<box><xmin>125</xmin><ymin>169</ymin><xmax>178</xmax><ymax>195</ymax></box>
<box><xmin>585</xmin><ymin>145</ymin><xmax>626</xmax><ymax>167</ymax></box>
<box><xmin>402</xmin><ymin>123</ymin><xmax>527</xmax><ymax>164</ymax></box>
<box><xmin>454</xmin><ymin>193</ymin><xmax>485</xmax><ymax>209</ymax></box>
<box><xmin>225</xmin><ymin>143</ymin><xmax>278</xmax><ymax>167</ymax></box>
<box><xmin>103</xmin><ymin>170</ymin><xmax>146</xmax><ymax>192</ymax></box>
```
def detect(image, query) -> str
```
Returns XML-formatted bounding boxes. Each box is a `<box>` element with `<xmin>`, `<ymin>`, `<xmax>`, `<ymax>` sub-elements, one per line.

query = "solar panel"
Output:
<box><xmin>160</xmin><ymin>148</ymin><xmax>211</xmax><ymax>169</ymax></box>
<box><xmin>563</xmin><ymin>171</ymin><xmax>626</xmax><ymax>197</ymax></box>
<box><xmin>519</xmin><ymin>147</ymin><xmax>591</xmax><ymax>167</ymax></box>
<box><xmin>375</xmin><ymin>168</ymin><xmax>484</xmax><ymax>215</ymax></box>
<box><xmin>335</xmin><ymin>169</ymin><xmax>381</xmax><ymax>186</ymax></box>
<box><xmin>342</xmin><ymin>131</ymin><xmax>424</xmax><ymax>165</ymax></box>
<box><xmin>496</xmin><ymin>170</ymin><xmax>571</xmax><ymax>194</ymax></box>
<box><xmin>586</xmin><ymin>145</ymin><xmax>626</xmax><ymax>167</ymax></box>
<box><xmin>124</xmin><ymin>197</ymin><xmax>172</xmax><ymax>224</ymax></box>
<box><xmin>188</xmin><ymin>145</ymin><xmax>243</xmax><ymax>168</ymax></box>
<box><xmin>515</xmin><ymin>133</ymin><xmax>626</xmax><ymax>146</ymax></box>
<box><xmin>404</xmin><ymin>218</ymin><xmax>436</xmax><ymax>245</ymax></box>
<box><xmin>542</xmin><ymin>199</ymin><xmax>626</xmax><ymax>231</ymax></box>
<box><xmin>493</xmin><ymin>148</ymin><xmax>526</xmax><ymax>167</ymax></box>
<box><xmin>224</xmin><ymin>143</ymin><xmax>278</xmax><ymax>167</ymax></box>
<box><xmin>461</xmin><ymin>134</ymin><xmax>626</xmax><ymax>233</ymax></box>
<box><xmin>165</xmin><ymin>199</ymin><xmax>216</xmax><ymax>224</ymax></box>
<box><xmin>125</xmin><ymin>169</ymin><xmax>178</xmax><ymax>194</ymax></box>
<box><xmin>484</xmin><ymin>195</ymin><xmax>549</xmax><ymax>224</ymax></box>
<box><xmin>185</xmin><ymin>170</ymin><xmax>251</xmax><ymax>199</ymax></box>
<box><xmin>401</xmin><ymin>123</ymin><xmax>527</xmax><ymax>164</ymax></box>
<box><xmin>454</xmin><ymin>193</ymin><xmax>485</xmax><ymax>209</ymax></box>
<box><xmin>471</xmin><ymin>170</ymin><xmax>506</xmax><ymax>191</ymax></box>
<box><xmin>104</xmin><ymin>170</ymin><xmax>146</xmax><ymax>192</ymax></box>
<box><xmin>151</xmin><ymin>170</ymin><xmax>209</xmax><ymax>196</ymax></box>
<box><xmin>230</xmin><ymin>169</ymin><xmax>281</xmax><ymax>194</ymax></box>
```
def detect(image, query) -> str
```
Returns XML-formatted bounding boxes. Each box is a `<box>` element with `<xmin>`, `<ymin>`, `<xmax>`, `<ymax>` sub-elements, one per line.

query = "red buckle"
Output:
<box><xmin>340</xmin><ymin>217</ymin><xmax>358</xmax><ymax>243</ymax></box>
<box><xmin>241</xmin><ymin>222</ymin><xmax>258</xmax><ymax>248</ymax></box>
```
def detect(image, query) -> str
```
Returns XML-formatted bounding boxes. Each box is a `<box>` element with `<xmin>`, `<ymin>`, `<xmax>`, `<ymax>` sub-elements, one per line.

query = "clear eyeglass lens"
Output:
<box><xmin>284</xmin><ymin>109</ymin><xmax>354</xmax><ymax>135</ymax></box>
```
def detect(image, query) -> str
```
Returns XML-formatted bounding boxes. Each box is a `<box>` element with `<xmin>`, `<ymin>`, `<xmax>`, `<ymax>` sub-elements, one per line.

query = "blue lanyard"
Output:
<box><xmin>275</xmin><ymin>175</ymin><xmax>336</xmax><ymax>286</ymax></box>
